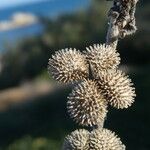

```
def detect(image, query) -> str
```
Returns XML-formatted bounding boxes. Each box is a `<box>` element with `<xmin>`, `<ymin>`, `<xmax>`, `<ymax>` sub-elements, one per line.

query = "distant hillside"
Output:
<box><xmin>0</xmin><ymin>0</ymin><xmax>90</xmax><ymax>51</ymax></box>
<box><xmin>0</xmin><ymin>0</ymin><xmax>90</xmax><ymax>20</ymax></box>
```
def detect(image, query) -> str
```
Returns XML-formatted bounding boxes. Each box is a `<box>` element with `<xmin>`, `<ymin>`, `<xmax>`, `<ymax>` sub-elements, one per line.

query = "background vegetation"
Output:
<box><xmin>0</xmin><ymin>0</ymin><xmax>149</xmax><ymax>149</ymax></box>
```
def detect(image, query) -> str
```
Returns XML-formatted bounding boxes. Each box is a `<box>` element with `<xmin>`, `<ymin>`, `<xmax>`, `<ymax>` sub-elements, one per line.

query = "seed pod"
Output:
<box><xmin>85</xmin><ymin>44</ymin><xmax>120</xmax><ymax>75</ymax></box>
<box><xmin>48</xmin><ymin>48</ymin><xmax>89</xmax><ymax>83</ymax></box>
<box><xmin>90</xmin><ymin>128</ymin><xmax>126</xmax><ymax>150</ymax></box>
<box><xmin>62</xmin><ymin>129</ymin><xmax>89</xmax><ymax>150</ymax></box>
<box><xmin>96</xmin><ymin>70</ymin><xmax>136</xmax><ymax>109</ymax></box>
<box><xmin>67</xmin><ymin>79</ymin><xmax>107</xmax><ymax>127</ymax></box>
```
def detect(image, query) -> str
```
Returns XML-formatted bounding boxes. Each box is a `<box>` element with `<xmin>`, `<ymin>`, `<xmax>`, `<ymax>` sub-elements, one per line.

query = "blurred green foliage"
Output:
<box><xmin>0</xmin><ymin>85</ymin><xmax>73</xmax><ymax>150</ymax></box>
<box><xmin>2</xmin><ymin>137</ymin><xmax>60</xmax><ymax>150</ymax></box>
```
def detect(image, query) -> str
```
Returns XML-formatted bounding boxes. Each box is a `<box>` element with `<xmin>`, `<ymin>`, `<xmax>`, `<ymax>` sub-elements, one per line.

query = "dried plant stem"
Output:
<box><xmin>106</xmin><ymin>0</ymin><xmax>138</xmax><ymax>48</ymax></box>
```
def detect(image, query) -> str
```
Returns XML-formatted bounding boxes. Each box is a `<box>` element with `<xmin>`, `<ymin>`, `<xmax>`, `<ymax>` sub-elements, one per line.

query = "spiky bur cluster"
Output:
<box><xmin>48</xmin><ymin>44</ymin><xmax>136</xmax><ymax>149</ymax></box>
<box><xmin>48</xmin><ymin>48</ymin><xmax>89</xmax><ymax>83</ymax></box>
<box><xmin>48</xmin><ymin>0</ymin><xmax>138</xmax><ymax>149</ymax></box>
<box><xmin>63</xmin><ymin>128</ymin><xmax>125</xmax><ymax>150</ymax></box>
<box><xmin>67</xmin><ymin>79</ymin><xmax>107</xmax><ymax>127</ymax></box>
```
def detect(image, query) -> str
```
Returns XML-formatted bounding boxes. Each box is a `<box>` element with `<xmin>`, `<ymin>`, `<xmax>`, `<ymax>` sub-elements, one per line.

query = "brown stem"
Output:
<box><xmin>106</xmin><ymin>0</ymin><xmax>138</xmax><ymax>48</ymax></box>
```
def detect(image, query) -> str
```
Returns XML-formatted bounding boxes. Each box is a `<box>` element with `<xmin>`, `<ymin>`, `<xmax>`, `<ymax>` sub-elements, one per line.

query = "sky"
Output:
<box><xmin>0</xmin><ymin>0</ymin><xmax>47</xmax><ymax>8</ymax></box>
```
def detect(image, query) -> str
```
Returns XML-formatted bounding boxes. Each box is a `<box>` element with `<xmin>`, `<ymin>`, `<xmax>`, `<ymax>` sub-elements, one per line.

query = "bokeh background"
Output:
<box><xmin>0</xmin><ymin>0</ymin><xmax>149</xmax><ymax>149</ymax></box>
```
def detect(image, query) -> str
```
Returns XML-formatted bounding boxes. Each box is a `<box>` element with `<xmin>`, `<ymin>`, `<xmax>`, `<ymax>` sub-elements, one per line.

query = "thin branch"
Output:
<box><xmin>106</xmin><ymin>0</ymin><xmax>138</xmax><ymax>48</ymax></box>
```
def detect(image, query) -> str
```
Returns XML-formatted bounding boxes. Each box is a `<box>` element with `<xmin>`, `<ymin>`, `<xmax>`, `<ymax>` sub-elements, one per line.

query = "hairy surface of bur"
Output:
<box><xmin>89</xmin><ymin>128</ymin><xmax>126</xmax><ymax>150</ymax></box>
<box><xmin>48</xmin><ymin>48</ymin><xmax>89</xmax><ymax>83</ymax></box>
<box><xmin>96</xmin><ymin>70</ymin><xmax>136</xmax><ymax>109</ymax></box>
<box><xmin>67</xmin><ymin>80</ymin><xmax>107</xmax><ymax>127</ymax></box>
<box><xmin>85</xmin><ymin>44</ymin><xmax>120</xmax><ymax>75</ymax></box>
<box><xmin>62</xmin><ymin>129</ymin><xmax>89</xmax><ymax>150</ymax></box>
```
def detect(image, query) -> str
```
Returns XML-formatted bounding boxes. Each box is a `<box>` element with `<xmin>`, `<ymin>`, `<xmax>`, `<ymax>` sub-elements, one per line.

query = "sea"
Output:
<box><xmin>0</xmin><ymin>0</ymin><xmax>90</xmax><ymax>52</ymax></box>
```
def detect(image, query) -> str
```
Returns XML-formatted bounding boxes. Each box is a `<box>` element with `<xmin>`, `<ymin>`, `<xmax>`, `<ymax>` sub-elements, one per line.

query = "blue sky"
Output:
<box><xmin>0</xmin><ymin>0</ymin><xmax>46</xmax><ymax>8</ymax></box>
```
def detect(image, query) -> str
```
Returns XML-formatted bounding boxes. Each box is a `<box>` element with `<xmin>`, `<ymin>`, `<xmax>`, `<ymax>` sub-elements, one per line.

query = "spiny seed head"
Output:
<box><xmin>48</xmin><ymin>48</ymin><xmax>89</xmax><ymax>83</ymax></box>
<box><xmin>85</xmin><ymin>44</ymin><xmax>120</xmax><ymax>75</ymax></box>
<box><xmin>90</xmin><ymin>128</ymin><xmax>126</xmax><ymax>150</ymax></box>
<box><xmin>96</xmin><ymin>70</ymin><xmax>136</xmax><ymax>109</ymax></box>
<box><xmin>67</xmin><ymin>79</ymin><xmax>107</xmax><ymax>127</ymax></box>
<box><xmin>62</xmin><ymin>129</ymin><xmax>89</xmax><ymax>150</ymax></box>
